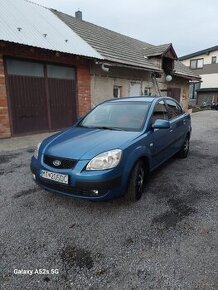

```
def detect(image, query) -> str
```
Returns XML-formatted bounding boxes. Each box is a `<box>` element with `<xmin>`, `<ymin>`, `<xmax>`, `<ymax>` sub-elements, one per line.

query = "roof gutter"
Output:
<box><xmin>174</xmin><ymin>72</ymin><xmax>201</xmax><ymax>81</ymax></box>
<box><xmin>95</xmin><ymin>61</ymin><xmax>161</xmax><ymax>73</ymax></box>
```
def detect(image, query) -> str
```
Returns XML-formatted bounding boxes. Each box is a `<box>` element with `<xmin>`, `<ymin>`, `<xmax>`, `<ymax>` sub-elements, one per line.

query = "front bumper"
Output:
<box><xmin>30</xmin><ymin>156</ymin><xmax>123</xmax><ymax>201</ymax></box>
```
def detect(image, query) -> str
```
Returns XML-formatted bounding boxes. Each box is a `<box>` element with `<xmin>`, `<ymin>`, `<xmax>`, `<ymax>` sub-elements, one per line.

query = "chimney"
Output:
<box><xmin>75</xmin><ymin>10</ymin><xmax>82</xmax><ymax>20</ymax></box>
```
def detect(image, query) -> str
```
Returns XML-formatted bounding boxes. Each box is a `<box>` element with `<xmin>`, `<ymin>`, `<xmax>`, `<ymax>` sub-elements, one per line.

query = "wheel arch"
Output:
<box><xmin>122</xmin><ymin>153</ymin><xmax>151</xmax><ymax>195</ymax></box>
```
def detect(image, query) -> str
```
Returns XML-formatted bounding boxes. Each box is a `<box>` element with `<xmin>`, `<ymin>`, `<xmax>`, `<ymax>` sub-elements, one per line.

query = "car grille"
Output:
<box><xmin>38</xmin><ymin>178</ymin><xmax>107</xmax><ymax>197</ymax></box>
<box><xmin>43</xmin><ymin>155</ymin><xmax>77</xmax><ymax>169</ymax></box>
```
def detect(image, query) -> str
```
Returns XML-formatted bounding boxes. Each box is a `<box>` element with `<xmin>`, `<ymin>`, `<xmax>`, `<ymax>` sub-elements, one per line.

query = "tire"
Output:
<box><xmin>126</xmin><ymin>160</ymin><xmax>146</xmax><ymax>202</ymax></box>
<box><xmin>178</xmin><ymin>135</ymin><xmax>190</xmax><ymax>158</ymax></box>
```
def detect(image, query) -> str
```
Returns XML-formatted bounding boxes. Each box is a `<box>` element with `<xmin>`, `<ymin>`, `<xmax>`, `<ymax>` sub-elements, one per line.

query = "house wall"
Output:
<box><xmin>182</xmin><ymin>50</ymin><xmax>218</xmax><ymax>66</ymax></box>
<box><xmin>91</xmin><ymin>64</ymin><xmax>189</xmax><ymax>110</ymax></box>
<box><xmin>200</xmin><ymin>74</ymin><xmax>218</xmax><ymax>88</ymax></box>
<box><xmin>0</xmin><ymin>42</ymin><xmax>91</xmax><ymax>138</ymax></box>
<box><xmin>90</xmin><ymin>64</ymin><xmax>151</xmax><ymax>106</ymax></box>
<box><xmin>181</xmin><ymin>51</ymin><xmax>218</xmax><ymax>93</ymax></box>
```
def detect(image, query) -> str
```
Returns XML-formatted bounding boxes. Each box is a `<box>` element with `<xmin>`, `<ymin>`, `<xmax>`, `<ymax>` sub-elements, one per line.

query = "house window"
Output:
<box><xmin>113</xmin><ymin>86</ymin><xmax>122</xmax><ymax>98</ymax></box>
<box><xmin>190</xmin><ymin>58</ymin><xmax>204</xmax><ymax>69</ymax></box>
<box><xmin>6</xmin><ymin>59</ymin><xmax>44</xmax><ymax>77</ymax></box>
<box><xmin>144</xmin><ymin>88</ymin><xmax>150</xmax><ymax>95</ymax></box>
<box><xmin>212</xmin><ymin>56</ymin><xmax>216</xmax><ymax>64</ymax></box>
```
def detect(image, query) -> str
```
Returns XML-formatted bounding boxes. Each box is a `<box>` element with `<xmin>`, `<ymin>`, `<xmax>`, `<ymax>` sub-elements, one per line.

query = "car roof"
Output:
<box><xmin>106</xmin><ymin>96</ymin><xmax>160</xmax><ymax>103</ymax></box>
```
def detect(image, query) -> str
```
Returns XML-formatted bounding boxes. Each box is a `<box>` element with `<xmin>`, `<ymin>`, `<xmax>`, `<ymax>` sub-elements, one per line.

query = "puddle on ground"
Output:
<box><xmin>152</xmin><ymin>198</ymin><xmax>196</xmax><ymax>230</ymax></box>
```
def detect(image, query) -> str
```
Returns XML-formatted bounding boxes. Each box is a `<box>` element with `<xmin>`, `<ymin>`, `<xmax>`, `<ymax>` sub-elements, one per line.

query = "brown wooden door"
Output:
<box><xmin>7</xmin><ymin>75</ymin><xmax>49</xmax><ymax>135</ymax></box>
<box><xmin>6</xmin><ymin>59</ymin><xmax>77</xmax><ymax>136</ymax></box>
<box><xmin>168</xmin><ymin>88</ymin><xmax>181</xmax><ymax>102</ymax></box>
<box><xmin>48</xmin><ymin>78</ymin><xmax>76</xmax><ymax>130</ymax></box>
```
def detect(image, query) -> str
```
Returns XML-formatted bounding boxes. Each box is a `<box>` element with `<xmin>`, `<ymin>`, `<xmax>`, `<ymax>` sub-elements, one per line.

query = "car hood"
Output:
<box><xmin>43</xmin><ymin>127</ymin><xmax>140</xmax><ymax>160</ymax></box>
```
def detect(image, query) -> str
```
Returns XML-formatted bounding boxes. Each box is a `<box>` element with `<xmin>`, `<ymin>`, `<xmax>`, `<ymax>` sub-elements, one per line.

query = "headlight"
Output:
<box><xmin>86</xmin><ymin>149</ymin><xmax>122</xmax><ymax>170</ymax></box>
<box><xmin>33</xmin><ymin>142</ymin><xmax>41</xmax><ymax>159</ymax></box>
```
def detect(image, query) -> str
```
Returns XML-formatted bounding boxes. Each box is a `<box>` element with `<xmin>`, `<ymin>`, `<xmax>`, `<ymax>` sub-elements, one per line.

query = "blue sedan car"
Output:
<box><xmin>31</xmin><ymin>96</ymin><xmax>191</xmax><ymax>202</ymax></box>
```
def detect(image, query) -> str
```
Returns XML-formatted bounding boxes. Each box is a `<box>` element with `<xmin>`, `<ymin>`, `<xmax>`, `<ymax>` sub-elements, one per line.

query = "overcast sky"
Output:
<box><xmin>32</xmin><ymin>0</ymin><xmax>218</xmax><ymax>57</ymax></box>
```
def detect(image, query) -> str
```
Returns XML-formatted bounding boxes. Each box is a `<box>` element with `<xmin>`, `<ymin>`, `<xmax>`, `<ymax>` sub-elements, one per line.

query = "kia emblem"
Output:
<box><xmin>53</xmin><ymin>160</ymin><xmax>61</xmax><ymax>166</ymax></box>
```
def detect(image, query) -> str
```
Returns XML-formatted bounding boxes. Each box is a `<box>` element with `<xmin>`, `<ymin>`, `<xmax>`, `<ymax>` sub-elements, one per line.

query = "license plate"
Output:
<box><xmin>40</xmin><ymin>170</ymin><xmax>68</xmax><ymax>184</ymax></box>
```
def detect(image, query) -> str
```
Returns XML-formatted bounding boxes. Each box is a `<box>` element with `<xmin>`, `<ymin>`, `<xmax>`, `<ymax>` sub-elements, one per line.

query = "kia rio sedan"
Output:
<box><xmin>31</xmin><ymin>97</ymin><xmax>191</xmax><ymax>202</ymax></box>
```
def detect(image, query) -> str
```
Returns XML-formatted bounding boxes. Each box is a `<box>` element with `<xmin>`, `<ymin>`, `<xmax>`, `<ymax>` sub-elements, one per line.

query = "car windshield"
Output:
<box><xmin>78</xmin><ymin>101</ymin><xmax>150</xmax><ymax>131</ymax></box>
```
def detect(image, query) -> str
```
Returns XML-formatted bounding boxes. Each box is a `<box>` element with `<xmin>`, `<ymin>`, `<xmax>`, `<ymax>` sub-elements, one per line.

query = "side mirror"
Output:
<box><xmin>152</xmin><ymin>119</ymin><xmax>170</xmax><ymax>129</ymax></box>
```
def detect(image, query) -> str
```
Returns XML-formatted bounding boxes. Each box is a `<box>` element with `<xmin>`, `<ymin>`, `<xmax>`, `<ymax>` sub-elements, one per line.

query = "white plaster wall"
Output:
<box><xmin>200</xmin><ymin>73</ymin><xmax>218</xmax><ymax>88</ymax></box>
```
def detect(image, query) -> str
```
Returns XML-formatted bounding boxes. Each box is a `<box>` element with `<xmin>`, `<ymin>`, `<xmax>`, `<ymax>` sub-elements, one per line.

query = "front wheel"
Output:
<box><xmin>178</xmin><ymin>136</ymin><xmax>190</xmax><ymax>158</ymax></box>
<box><xmin>126</xmin><ymin>160</ymin><xmax>146</xmax><ymax>202</ymax></box>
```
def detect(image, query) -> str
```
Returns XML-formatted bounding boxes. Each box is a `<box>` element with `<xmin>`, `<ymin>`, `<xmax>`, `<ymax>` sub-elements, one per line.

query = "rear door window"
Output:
<box><xmin>165</xmin><ymin>99</ymin><xmax>183</xmax><ymax>119</ymax></box>
<box><xmin>151</xmin><ymin>100</ymin><xmax>169</xmax><ymax>122</ymax></box>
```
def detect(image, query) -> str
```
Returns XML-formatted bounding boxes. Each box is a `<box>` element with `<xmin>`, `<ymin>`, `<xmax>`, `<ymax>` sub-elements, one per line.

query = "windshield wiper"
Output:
<box><xmin>89</xmin><ymin>126</ymin><xmax>124</xmax><ymax>131</ymax></box>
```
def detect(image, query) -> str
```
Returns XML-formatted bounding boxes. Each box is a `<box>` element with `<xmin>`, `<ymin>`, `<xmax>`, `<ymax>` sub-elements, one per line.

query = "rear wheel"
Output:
<box><xmin>178</xmin><ymin>135</ymin><xmax>190</xmax><ymax>158</ymax></box>
<box><xmin>126</xmin><ymin>160</ymin><xmax>146</xmax><ymax>202</ymax></box>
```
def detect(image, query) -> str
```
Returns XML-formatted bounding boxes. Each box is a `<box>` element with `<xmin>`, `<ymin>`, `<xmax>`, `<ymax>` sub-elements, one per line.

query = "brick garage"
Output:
<box><xmin>0</xmin><ymin>54</ymin><xmax>10</xmax><ymax>138</ymax></box>
<box><xmin>0</xmin><ymin>42</ymin><xmax>91</xmax><ymax>138</ymax></box>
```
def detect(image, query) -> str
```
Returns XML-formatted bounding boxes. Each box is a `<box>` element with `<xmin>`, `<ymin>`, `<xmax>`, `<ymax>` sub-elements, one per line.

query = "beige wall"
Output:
<box><xmin>182</xmin><ymin>50</ymin><xmax>218</xmax><ymax>88</ymax></box>
<box><xmin>90</xmin><ymin>64</ymin><xmax>151</xmax><ymax>106</ymax></box>
<box><xmin>182</xmin><ymin>50</ymin><xmax>218</xmax><ymax>66</ymax></box>
<box><xmin>181</xmin><ymin>51</ymin><xmax>218</xmax><ymax>94</ymax></box>
<box><xmin>91</xmin><ymin>64</ymin><xmax>190</xmax><ymax>110</ymax></box>
<box><xmin>200</xmin><ymin>73</ymin><xmax>218</xmax><ymax>88</ymax></box>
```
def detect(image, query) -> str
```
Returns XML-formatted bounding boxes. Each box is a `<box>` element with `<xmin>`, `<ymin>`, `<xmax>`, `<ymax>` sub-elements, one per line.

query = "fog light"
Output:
<box><xmin>91</xmin><ymin>189</ymin><xmax>99</xmax><ymax>195</ymax></box>
<box><xmin>32</xmin><ymin>174</ymin><xmax>36</xmax><ymax>180</ymax></box>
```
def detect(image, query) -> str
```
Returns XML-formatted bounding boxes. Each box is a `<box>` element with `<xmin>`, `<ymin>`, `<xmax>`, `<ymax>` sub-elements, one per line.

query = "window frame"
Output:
<box><xmin>113</xmin><ymin>85</ymin><xmax>122</xmax><ymax>98</ymax></box>
<box><xmin>151</xmin><ymin>100</ymin><xmax>169</xmax><ymax>123</ymax></box>
<box><xmin>190</xmin><ymin>58</ymin><xmax>204</xmax><ymax>69</ymax></box>
<box><xmin>211</xmin><ymin>56</ymin><xmax>217</xmax><ymax>64</ymax></box>
<box><xmin>164</xmin><ymin>99</ymin><xmax>184</xmax><ymax>120</ymax></box>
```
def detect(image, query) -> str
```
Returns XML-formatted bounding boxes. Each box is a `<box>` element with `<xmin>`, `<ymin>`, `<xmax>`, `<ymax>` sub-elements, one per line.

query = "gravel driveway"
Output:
<box><xmin>0</xmin><ymin>111</ymin><xmax>217</xmax><ymax>290</ymax></box>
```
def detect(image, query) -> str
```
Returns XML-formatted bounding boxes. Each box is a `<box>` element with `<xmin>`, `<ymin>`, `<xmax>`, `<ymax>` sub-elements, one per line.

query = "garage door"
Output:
<box><xmin>6</xmin><ymin>58</ymin><xmax>77</xmax><ymax>135</ymax></box>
